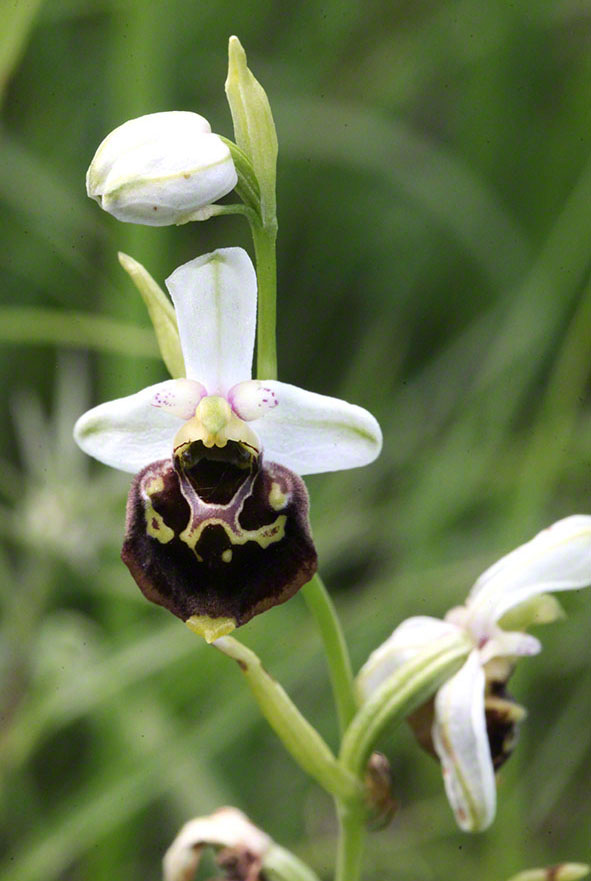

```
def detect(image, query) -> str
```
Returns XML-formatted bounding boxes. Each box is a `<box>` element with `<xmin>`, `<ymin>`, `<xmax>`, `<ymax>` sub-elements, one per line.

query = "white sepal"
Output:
<box><xmin>432</xmin><ymin>650</ymin><xmax>496</xmax><ymax>832</ymax></box>
<box><xmin>249</xmin><ymin>381</ymin><xmax>382</xmax><ymax>474</ymax></box>
<box><xmin>87</xmin><ymin>111</ymin><xmax>237</xmax><ymax>226</ymax></box>
<box><xmin>479</xmin><ymin>628</ymin><xmax>541</xmax><ymax>665</ymax></box>
<box><xmin>466</xmin><ymin>516</ymin><xmax>591</xmax><ymax>635</ymax></box>
<box><xmin>357</xmin><ymin>616</ymin><xmax>461</xmax><ymax>697</ymax></box>
<box><xmin>73</xmin><ymin>381</ymin><xmax>185</xmax><ymax>473</ymax></box>
<box><xmin>165</xmin><ymin>248</ymin><xmax>257</xmax><ymax>395</ymax></box>
<box><xmin>163</xmin><ymin>807</ymin><xmax>270</xmax><ymax>881</ymax></box>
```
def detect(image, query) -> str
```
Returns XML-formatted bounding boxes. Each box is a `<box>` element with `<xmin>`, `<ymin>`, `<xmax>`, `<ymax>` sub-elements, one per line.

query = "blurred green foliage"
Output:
<box><xmin>0</xmin><ymin>1</ymin><xmax>590</xmax><ymax>879</ymax></box>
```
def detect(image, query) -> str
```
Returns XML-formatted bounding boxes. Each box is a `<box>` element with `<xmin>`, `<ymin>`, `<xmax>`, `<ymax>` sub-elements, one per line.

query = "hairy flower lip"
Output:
<box><xmin>357</xmin><ymin>515</ymin><xmax>591</xmax><ymax>833</ymax></box>
<box><xmin>121</xmin><ymin>454</ymin><xmax>317</xmax><ymax>626</ymax></box>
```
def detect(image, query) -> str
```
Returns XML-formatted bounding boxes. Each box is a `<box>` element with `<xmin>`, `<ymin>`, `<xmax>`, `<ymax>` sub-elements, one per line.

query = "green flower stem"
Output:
<box><xmin>251</xmin><ymin>218</ymin><xmax>278</xmax><ymax>380</ymax></box>
<box><xmin>340</xmin><ymin>635</ymin><xmax>471</xmax><ymax>778</ymax></box>
<box><xmin>334</xmin><ymin>798</ymin><xmax>367</xmax><ymax>881</ymax></box>
<box><xmin>214</xmin><ymin>636</ymin><xmax>361</xmax><ymax>802</ymax></box>
<box><xmin>301</xmin><ymin>574</ymin><xmax>357</xmax><ymax>735</ymax></box>
<box><xmin>265</xmin><ymin>844</ymin><xmax>322</xmax><ymax>881</ymax></box>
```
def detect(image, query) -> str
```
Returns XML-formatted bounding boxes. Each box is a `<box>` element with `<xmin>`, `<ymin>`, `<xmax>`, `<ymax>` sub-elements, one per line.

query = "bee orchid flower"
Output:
<box><xmin>357</xmin><ymin>516</ymin><xmax>591</xmax><ymax>832</ymax></box>
<box><xmin>74</xmin><ymin>247</ymin><xmax>382</xmax><ymax>636</ymax></box>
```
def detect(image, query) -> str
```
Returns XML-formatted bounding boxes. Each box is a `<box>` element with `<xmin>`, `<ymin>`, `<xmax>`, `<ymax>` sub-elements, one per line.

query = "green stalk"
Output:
<box><xmin>265</xmin><ymin>844</ymin><xmax>322</xmax><ymax>881</ymax></box>
<box><xmin>334</xmin><ymin>799</ymin><xmax>367</xmax><ymax>881</ymax></box>
<box><xmin>214</xmin><ymin>636</ymin><xmax>360</xmax><ymax>802</ymax></box>
<box><xmin>251</xmin><ymin>218</ymin><xmax>279</xmax><ymax>380</ymax></box>
<box><xmin>301</xmin><ymin>575</ymin><xmax>357</xmax><ymax>735</ymax></box>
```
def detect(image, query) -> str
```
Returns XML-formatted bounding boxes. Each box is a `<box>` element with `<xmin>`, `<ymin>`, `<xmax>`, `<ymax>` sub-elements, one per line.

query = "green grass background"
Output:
<box><xmin>0</xmin><ymin>1</ymin><xmax>590</xmax><ymax>879</ymax></box>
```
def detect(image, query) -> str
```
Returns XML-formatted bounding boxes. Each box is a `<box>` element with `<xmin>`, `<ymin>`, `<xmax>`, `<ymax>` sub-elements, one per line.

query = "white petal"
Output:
<box><xmin>74</xmin><ymin>382</ymin><xmax>183</xmax><ymax>473</ymax></box>
<box><xmin>479</xmin><ymin>628</ymin><xmax>541</xmax><ymax>665</ymax></box>
<box><xmin>151</xmin><ymin>378</ymin><xmax>206</xmax><ymax>419</ymax></box>
<box><xmin>228</xmin><ymin>380</ymin><xmax>279</xmax><ymax>421</ymax></box>
<box><xmin>165</xmin><ymin>248</ymin><xmax>256</xmax><ymax>393</ymax></box>
<box><xmin>357</xmin><ymin>617</ymin><xmax>460</xmax><ymax>697</ymax></box>
<box><xmin>466</xmin><ymin>516</ymin><xmax>591</xmax><ymax>632</ymax></box>
<box><xmin>250</xmin><ymin>381</ymin><xmax>382</xmax><ymax>474</ymax></box>
<box><xmin>163</xmin><ymin>807</ymin><xmax>271</xmax><ymax>881</ymax></box>
<box><xmin>432</xmin><ymin>651</ymin><xmax>496</xmax><ymax>832</ymax></box>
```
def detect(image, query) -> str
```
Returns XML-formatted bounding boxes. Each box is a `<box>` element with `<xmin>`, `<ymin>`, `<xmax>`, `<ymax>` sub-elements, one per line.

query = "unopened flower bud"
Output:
<box><xmin>86</xmin><ymin>111</ymin><xmax>237</xmax><ymax>226</ymax></box>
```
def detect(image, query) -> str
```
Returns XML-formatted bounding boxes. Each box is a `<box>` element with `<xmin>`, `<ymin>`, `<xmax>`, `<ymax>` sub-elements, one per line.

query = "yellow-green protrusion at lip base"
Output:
<box><xmin>186</xmin><ymin>614</ymin><xmax>237</xmax><ymax>643</ymax></box>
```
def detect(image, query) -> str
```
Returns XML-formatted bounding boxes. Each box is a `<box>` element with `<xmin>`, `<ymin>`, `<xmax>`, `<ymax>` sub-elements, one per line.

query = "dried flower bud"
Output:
<box><xmin>163</xmin><ymin>807</ymin><xmax>270</xmax><ymax>881</ymax></box>
<box><xmin>86</xmin><ymin>111</ymin><xmax>237</xmax><ymax>226</ymax></box>
<box><xmin>364</xmin><ymin>752</ymin><xmax>398</xmax><ymax>829</ymax></box>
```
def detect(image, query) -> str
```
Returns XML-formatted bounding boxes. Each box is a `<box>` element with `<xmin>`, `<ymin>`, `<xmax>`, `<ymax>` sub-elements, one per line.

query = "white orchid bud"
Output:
<box><xmin>86</xmin><ymin>111</ymin><xmax>237</xmax><ymax>226</ymax></box>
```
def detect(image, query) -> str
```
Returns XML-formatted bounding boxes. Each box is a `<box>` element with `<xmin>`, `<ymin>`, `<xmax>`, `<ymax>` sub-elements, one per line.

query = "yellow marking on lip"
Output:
<box><xmin>143</xmin><ymin>475</ymin><xmax>174</xmax><ymax>544</ymax></box>
<box><xmin>180</xmin><ymin>514</ymin><xmax>287</xmax><ymax>553</ymax></box>
<box><xmin>269</xmin><ymin>481</ymin><xmax>289</xmax><ymax>511</ymax></box>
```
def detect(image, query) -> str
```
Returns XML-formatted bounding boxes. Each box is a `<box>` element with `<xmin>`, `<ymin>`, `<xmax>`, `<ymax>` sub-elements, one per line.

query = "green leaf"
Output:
<box><xmin>0</xmin><ymin>0</ymin><xmax>45</xmax><ymax>102</ymax></box>
<box><xmin>505</xmin><ymin>864</ymin><xmax>590</xmax><ymax>881</ymax></box>
<box><xmin>0</xmin><ymin>306</ymin><xmax>159</xmax><ymax>359</ymax></box>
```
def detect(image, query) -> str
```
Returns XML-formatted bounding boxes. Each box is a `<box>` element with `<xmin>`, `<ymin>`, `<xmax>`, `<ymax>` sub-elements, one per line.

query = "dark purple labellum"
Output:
<box><xmin>484</xmin><ymin>681</ymin><xmax>524</xmax><ymax>771</ymax></box>
<box><xmin>407</xmin><ymin>680</ymin><xmax>525</xmax><ymax>772</ymax></box>
<box><xmin>121</xmin><ymin>441</ymin><xmax>317</xmax><ymax>627</ymax></box>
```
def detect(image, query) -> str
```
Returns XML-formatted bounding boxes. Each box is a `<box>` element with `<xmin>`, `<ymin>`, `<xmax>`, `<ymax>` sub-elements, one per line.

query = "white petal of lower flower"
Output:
<box><xmin>432</xmin><ymin>650</ymin><xmax>496</xmax><ymax>832</ymax></box>
<box><xmin>466</xmin><ymin>516</ymin><xmax>591</xmax><ymax>631</ymax></box>
<box><xmin>163</xmin><ymin>807</ymin><xmax>271</xmax><ymax>881</ymax></box>
<box><xmin>74</xmin><ymin>382</ymin><xmax>183</xmax><ymax>473</ymax></box>
<box><xmin>479</xmin><ymin>629</ymin><xmax>541</xmax><ymax>666</ymax></box>
<box><xmin>150</xmin><ymin>378</ymin><xmax>206</xmax><ymax>420</ymax></box>
<box><xmin>165</xmin><ymin>247</ymin><xmax>256</xmax><ymax>394</ymax></box>
<box><xmin>250</xmin><ymin>381</ymin><xmax>382</xmax><ymax>474</ymax></box>
<box><xmin>357</xmin><ymin>616</ymin><xmax>460</xmax><ymax>697</ymax></box>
